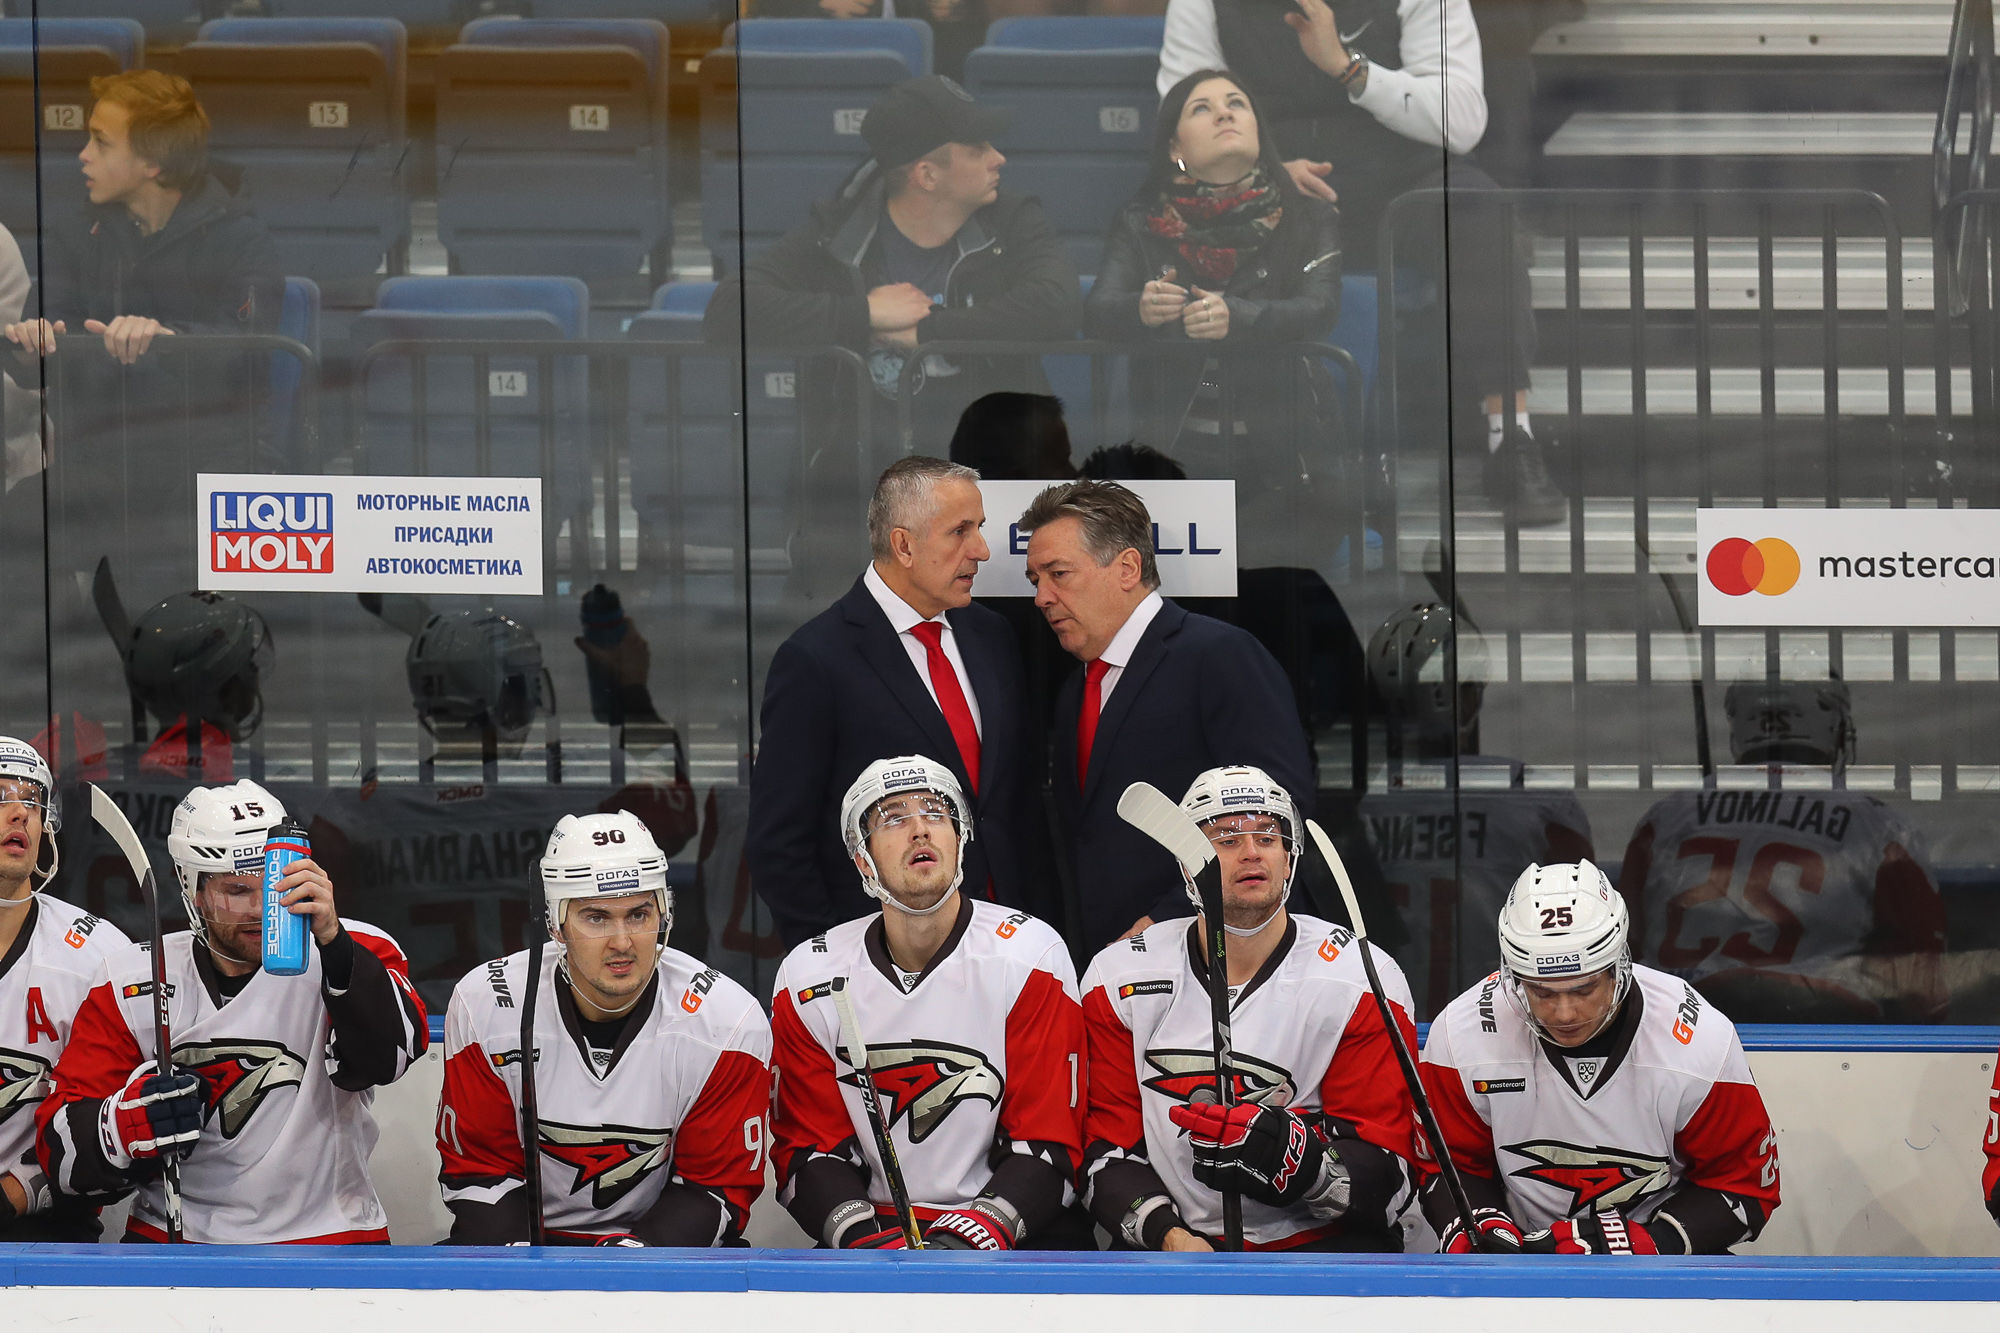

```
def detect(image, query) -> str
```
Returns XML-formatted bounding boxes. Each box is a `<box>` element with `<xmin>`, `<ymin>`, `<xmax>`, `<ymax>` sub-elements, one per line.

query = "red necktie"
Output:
<box><xmin>909</xmin><ymin>621</ymin><xmax>980</xmax><ymax>793</ymax></box>
<box><xmin>1076</xmin><ymin>657</ymin><xmax>1110</xmax><ymax>789</ymax></box>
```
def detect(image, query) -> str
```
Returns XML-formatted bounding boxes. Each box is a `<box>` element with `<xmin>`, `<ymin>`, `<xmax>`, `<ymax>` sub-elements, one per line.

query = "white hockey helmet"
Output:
<box><xmin>1496</xmin><ymin>861</ymin><xmax>1632</xmax><ymax>1042</ymax></box>
<box><xmin>0</xmin><ymin>735</ymin><xmax>60</xmax><ymax>888</ymax></box>
<box><xmin>167</xmin><ymin>780</ymin><xmax>287</xmax><ymax>939</ymax></box>
<box><xmin>1179</xmin><ymin>765</ymin><xmax>1298</xmax><ymax>923</ymax></box>
<box><xmin>841</xmin><ymin>755</ymin><xmax>971</xmax><ymax>915</ymax></box>
<box><xmin>1724</xmin><ymin>678</ymin><xmax>1854</xmax><ymax>772</ymax></box>
<box><xmin>539</xmin><ymin>810</ymin><xmax>672</xmax><ymax>945</ymax></box>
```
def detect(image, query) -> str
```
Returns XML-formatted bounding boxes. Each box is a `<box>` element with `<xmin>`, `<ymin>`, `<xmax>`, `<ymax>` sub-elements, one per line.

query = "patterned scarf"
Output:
<box><xmin>1144</xmin><ymin>166</ymin><xmax>1283</xmax><ymax>288</ymax></box>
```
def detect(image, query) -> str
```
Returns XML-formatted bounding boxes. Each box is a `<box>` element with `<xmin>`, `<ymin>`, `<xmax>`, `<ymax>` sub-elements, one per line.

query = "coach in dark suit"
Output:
<box><xmin>750</xmin><ymin>456</ymin><xmax>1044</xmax><ymax>947</ymax></box>
<box><xmin>1022</xmin><ymin>480</ymin><xmax>1313</xmax><ymax>949</ymax></box>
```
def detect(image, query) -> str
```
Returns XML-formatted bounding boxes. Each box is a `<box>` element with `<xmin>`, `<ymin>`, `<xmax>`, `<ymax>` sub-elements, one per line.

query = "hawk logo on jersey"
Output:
<box><xmin>172</xmin><ymin>1040</ymin><xmax>308</xmax><ymax>1139</ymax></box>
<box><xmin>0</xmin><ymin>1048</ymin><xmax>52</xmax><ymax>1124</ymax></box>
<box><xmin>1141</xmin><ymin>1049</ymin><xmax>1296</xmax><ymax>1108</ymax></box>
<box><xmin>840</xmin><ymin>1042</ymin><xmax>1002</xmax><ymax>1143</ymax></box>
<box><xmin>538</xmin><ymin>1120</ymin><xmax>674</xmax><ymax>1209</ymax></box>
<box><xmin>1505</xmin><ymin>1140</ymin><xmax>1673</xmax><ymax>1214</ymax></box>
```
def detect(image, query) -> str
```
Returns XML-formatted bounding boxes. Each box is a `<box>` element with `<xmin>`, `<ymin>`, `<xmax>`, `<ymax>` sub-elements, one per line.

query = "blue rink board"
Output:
<box><xmin>4</xmin><ymin>1247</ymin><xmax>2000</xmax><ymax>1300</ymax></box>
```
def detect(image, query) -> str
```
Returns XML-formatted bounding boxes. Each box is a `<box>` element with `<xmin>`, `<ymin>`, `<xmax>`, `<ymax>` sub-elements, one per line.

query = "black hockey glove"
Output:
<box><xmin>1167</xmin><ymin>1099</ymin><xmax>1349</xmax><ymax>1213</ymax></box>
<box><xmin>99</xmin><ymin>1067</ymin><xmax>206</xmax><ymax>1169</ymax></box>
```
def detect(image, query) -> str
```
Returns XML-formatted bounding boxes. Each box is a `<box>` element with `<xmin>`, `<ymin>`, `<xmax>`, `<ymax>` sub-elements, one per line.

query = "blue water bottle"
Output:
<box><xmin>261</xmin><ymin>819</ymin><xmax>312</xmax><ymax>976</ymax></box>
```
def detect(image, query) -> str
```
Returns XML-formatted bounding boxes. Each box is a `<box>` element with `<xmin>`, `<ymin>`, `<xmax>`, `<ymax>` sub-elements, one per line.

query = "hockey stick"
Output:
<box><xmin>831</xmin><ymin>976</ymin><xmax>924</xmax><ymax>1248</ymax></box>
<box><xmin>87</xmin><ymin>784</ymin><xmax>185</xmax><ymax>1244</ymax></box>
<box><xmin>1115</xmin><ymin>782</ymin><xmax>1243</xmax><ymax>1252</ymax></box>
<box><xmin>1303</xmin><ymin>817</ymin><xmax>1489</xmax><ymax>1250</ymax></box>
<box><xmin>519</xmin><ymin>924</ymin><xmax>546</xmax><ymax>1246</ymax></box>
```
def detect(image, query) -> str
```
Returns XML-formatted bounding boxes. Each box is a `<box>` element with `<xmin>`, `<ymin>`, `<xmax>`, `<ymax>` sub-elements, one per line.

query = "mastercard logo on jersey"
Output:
<box><xmin>210</xmin><ymin>491</ymin><xmax>335</xmax><ymax>575</ymax></box>
<box><xmin>1473</xmin><ymin>1078</ymin><xmax>1526</xmax><ymax>1095</ymax></box>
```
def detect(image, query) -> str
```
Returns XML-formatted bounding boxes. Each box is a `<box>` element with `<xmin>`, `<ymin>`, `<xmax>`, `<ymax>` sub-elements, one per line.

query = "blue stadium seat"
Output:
<box><xmin>0</xmin><ymin>20</ymin><xmax>143</xmax><ymax>242</ymax></box>
<box><xmin>182</xmin><ymin>18</ymin><xmax>410</xmax><ymax>287</ymax></box>
<box><xmin>983</xmin><ymin>16</ymin><xmax>1164</xmax><ymax>49</ymax></box>
<box><xmin>262</xmin><ymin>0</ymin><xmax>456</xmax><ymax>30</ymax></box>
<box><xmin>517</xmin><ymin>0</ymin><xmax>722</xmax><ymax>21</ymax></box>
<box><xmin>963</xmin><ymin>30</ymin><xmax>1158</xmax><ymax>274</ymax></box>
<box><xmin>14</xmin><ymin>0</ymin><xmax>197</xmax><ymax>45</ymax></box>
<box><xmin>270</xmin><ymin>275</ymin><xmax>321</xmax><ymax>468</ymax></box>
<box><xmin>436</xmin><ymin>18</ymin><xmax>672</xmax><ymax>281</ymax></box>
<box><xmin>352</xmin><ymin>276</ymin><xmax>591</xmax><ymax>513</ymax></box>
<box><xmin>699</xmin><ymin>19</ymin><xmax>931</xmax><ymax>272</ymax></box>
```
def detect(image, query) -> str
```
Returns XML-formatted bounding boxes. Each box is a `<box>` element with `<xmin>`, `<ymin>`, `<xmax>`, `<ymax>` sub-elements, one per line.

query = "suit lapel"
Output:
<box><xmin>843</xmin><ymin>579</ymin><xmax>966</xmax><ymax>782</ymax></box>
<box><xmin>1082</xmin><ymin>600</ymin><xmax>1183</xmax><ymax>800</ymax></box>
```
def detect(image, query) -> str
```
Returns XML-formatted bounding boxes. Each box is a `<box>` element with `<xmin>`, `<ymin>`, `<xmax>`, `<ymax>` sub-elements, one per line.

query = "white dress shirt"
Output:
<box><xmin>1091</xmin><ymin>589</ymin><xmax>1165</xmax><ymax>709</ymax></box>
<box><xmin>864</xmin><ymin>562</ymin><xmax>984</xmax><ymax>736</ymax></box>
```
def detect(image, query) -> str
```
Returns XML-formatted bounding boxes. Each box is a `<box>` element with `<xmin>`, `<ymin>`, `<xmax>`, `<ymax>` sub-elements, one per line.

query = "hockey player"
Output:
<box><xmin>769</xmin><ymin>756</ymin><xmax>1086</xmax><ymax>1251</ymax></box>
<box><xmin>436</xmin><ymin>811</ymin><xmax>770</xmax><ymax>1245</ymax></box>
<box><xmin>1363</xmin><ymin>603</ymin><xmax>1594</xmax><ymax>1017</ymax></box>
<box><xmin>0</xmin><ymin>737</ymin><xmax>130</xmax><ymax>1240</ymax></box>
<box><xmin>1081</xmin><ymin>765</ymin><xmax>1420</xmax><ymax>1252</ymax></box>
<box><xmin>1619</xmin><ymin>679</ymin><xmax>1945</xmax><ymax>1022</ymax></box>
<box><xmin>1984</xmin><ymin>1052</ymin><xmax>2000</xmax><ymax>1226</ymax></box>
<box><xmin>1419</xmin><ymin>862</ymin><xmax>1781</xmax><ymax>1255</ymax></box>
<box><xmin>36</xmin><ymin>779</ymin><xmax>427</xmax><ymax>1243</ymax></box>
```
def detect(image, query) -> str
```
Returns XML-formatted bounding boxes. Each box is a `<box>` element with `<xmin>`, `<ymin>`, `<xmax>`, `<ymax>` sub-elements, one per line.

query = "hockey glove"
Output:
<box><xmin>98</xmin><ymin>1067</ymin><xmax>205</xmax><ymax>1169</ymax></box>
<box><xmin>843</xmin><ymin>1226</ymin><xmax>912</xmax><ymax>1249</ymax></box>
<box><xmin>921</xmin><ymin>1199</ymin><xmax>1019</xmax><ymax>1251</ymax></box>
<box><xmin>1524</xmin><ymin>1210</ymin><xmax>1660</xmax><ymax>1255</ymax></box>
<box><xmin>1167</xmin><ymin>1099</ymin><xmax>1349</xmax><ymax>1213</ymax></box>
<box><xmin>1438</xmin><ymin>1207</ymin><xmax>1525</xmax><ymax>1254</ymax></box>
<box><xmin>593</xmin><ymin>1233</ymin><xmax>646</xmax><ymax>1247</ymax></box>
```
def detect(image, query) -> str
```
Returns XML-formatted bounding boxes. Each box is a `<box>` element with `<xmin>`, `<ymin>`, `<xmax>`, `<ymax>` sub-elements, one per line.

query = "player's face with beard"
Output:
<box><xmin>195</xmin><ymin>872</ymin><xmax>265</xmax><ymax>967</ymax></box>
<box><xmin>1204</xmin><ymin>814</ymin><xmax>1289</xmax><ymax>930</ymax></box>
<box><xmin>863</xmin><ymin>793</ymin><xmax>961</xmax><ymax>913</ymax></box>
<box><xmin>559</xmin><ymin>893</ymin><xmax>662</xmax><ymax>1011</ymax></box>
<box><xmin>1520</xmin><ymin>968</ymin><xmax>1618</xmax><ymax>1046</ymax></box>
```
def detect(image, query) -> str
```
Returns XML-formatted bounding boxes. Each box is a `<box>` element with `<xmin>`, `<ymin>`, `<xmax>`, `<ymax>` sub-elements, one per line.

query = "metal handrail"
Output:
<box><xmin>1935</xmin><ymin>0</ymin><xmax>1995</xmax><ymax>316</ymax></box>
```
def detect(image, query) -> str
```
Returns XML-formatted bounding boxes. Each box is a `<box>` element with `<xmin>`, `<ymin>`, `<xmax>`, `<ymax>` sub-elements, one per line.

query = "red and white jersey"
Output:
<box><xmin>0</xmin><ymin>895</ymin><xmax>130</xmax><ymax>1179</ymax></box>
<box><xmin>1081</xmin><ymin>914</ymin><xmax>1419</xmax><ymax>1248</ymax></box>
<box><xmin>38</xmin><ymin>922</ymin><xmax>426</xmax><ymax>1243</ymax></box>
<box><xmin>437</xmin><ymin>946</ymin><xmax>772</xmax><ymax>1242</ymax></box>
<box><xmin>1982</xmin><ymin>1052</ymin><xmax>2000</xmax><ymax>1218</ymax></box>
<box><xmin>1619</xmin><ymin>787</ymin><xmax>1945</xmax><ymax>1021</ymax></box>
<box><xmin>770</xmin><ymin>900</ymin><xmax>1084</xmax><ymax>1220</ymax></box>
<box><xmin>1419</xmin><ymin>964</ymin><xmax>1780</xmax><ymax>1233</ymax></box>
<box><xmin>1363</xmin><ymin>766</ymin><xmax>1594</xmax><ymax>1017</ymax></box>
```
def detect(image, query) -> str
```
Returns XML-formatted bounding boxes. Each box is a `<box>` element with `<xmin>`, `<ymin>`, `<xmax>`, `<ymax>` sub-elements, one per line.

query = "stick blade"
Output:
<box><xmin>1116</xmin><ymin>782</ymin><xmax>1214</xmax><ymax>880</ymax></box>
<box><xmin>1305</xmin><ymin>818</ymin><xmax>1368</xmax><ymax>942</ymax></box>
<box><xmin>89</xmin><ymin>784</ymin><xmax>154</xmax><ymax>886</ymax></box>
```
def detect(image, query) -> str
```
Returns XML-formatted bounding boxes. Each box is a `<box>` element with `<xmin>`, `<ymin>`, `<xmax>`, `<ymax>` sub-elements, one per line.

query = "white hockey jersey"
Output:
<box><xmin>1362</xmin><ymin>766</ymin><xmax>1594</xmax><ymax>1017</ymax></box>
<box><xmin>38</xmin><ymin>921</ymin><xmax>427</xmax><ymax>1243</ymax></box>
<box><xmin>1620</xmin><ymin>786</ymin><xmax>1944</xmax><ymax>1021</ymax></box>
<box><xmin>769</xmin><ymin>899</ymin><xmax>1084</xmax><ymax>1225</ymax></box>
<box><xmin>437</xmin><ymin>945</ymin><xmax>771</xmax><ymax>1242</ymax></box>
<box><xmin>1080</xmin><ymin>914</ymin><xmax>1420</xmax><ymax>1249</ymax></box>
<box><xmin>1419</xmin><ymin>964</ymin><xmax>1780</xmax><ymax>1233</ymax></box>
<box><xmin>0</xmin><ymin>895</ymin><xmax>129</xmax><ymax>1195</ymax></box>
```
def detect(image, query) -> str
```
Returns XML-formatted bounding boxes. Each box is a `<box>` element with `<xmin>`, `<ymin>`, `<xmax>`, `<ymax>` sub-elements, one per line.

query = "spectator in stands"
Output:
<box><xmin>706</xmin><ymin>75</ymin><xmax>1081</xmax><ymax>464</ymax></box>
<box><xmin>1083</xmin><ymin>69</ymin><xmax>1348</xmax><ymax>572</ymax></box>
<box><xmin>948</xmin><ymin>390</ymin><xmax>1076</xmax><ymax>480</ymax></box>
<box><xmin>1156</xmin><ymin>0</ymin><xmax>1564</xmax><ymax>524</ymax></box>
<box><xmin>0</xmin><ymin>223</ymin><xmax>37</xmax><ymax>492</ymax></box>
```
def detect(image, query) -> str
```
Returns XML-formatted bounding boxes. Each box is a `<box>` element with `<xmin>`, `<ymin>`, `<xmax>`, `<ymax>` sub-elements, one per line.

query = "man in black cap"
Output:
<box><xmin>707</xmin><ymin>75</ymin><xmax>1082</xmax><ymax>464</ymax></box>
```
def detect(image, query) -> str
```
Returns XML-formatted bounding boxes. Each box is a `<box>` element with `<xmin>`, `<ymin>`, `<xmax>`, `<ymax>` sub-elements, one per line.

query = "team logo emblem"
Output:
<box><xmin>839</xmin><ymin>1041</ymin><xmax>1002</xmax><ymax>1143</ymax></box>
<box><xmin>0</xmin><ymin>1048</ymin><xmax>51</xmax><ymax>1124</ymax></box>
<box><xmin>1141</xmin><ymin>1049</ymin><xmax>1296</xmax><ymax>1108</ymax></box>
<box><xmin>539</xmin><ymin>1120</ymin><xmax>674</xmax><ymax>1209</ymax></box>
<box><xmin>1505</xmin><ymin>1140</ymin><xmax>1672</xmax><ymax>1214</ymax></box>
<box><xmin>172</xmin><ymin>1040</ymin><xmax>307</xmax><ymax>1139</ymax></box>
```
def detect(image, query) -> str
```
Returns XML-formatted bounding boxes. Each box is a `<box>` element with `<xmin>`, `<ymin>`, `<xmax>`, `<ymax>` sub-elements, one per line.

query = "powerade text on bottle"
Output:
<box><xmin>261</xmin><ymin>819</ymin><xmax>312</xmax><ymax>976</ymax></box>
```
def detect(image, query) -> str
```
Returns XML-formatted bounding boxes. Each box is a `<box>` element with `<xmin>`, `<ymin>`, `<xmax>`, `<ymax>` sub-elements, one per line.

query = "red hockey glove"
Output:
<box><xmin>1167</xmin><ymin>1099</ymin><xmax>1345</xmax><ymax>1212</ymax></box>
<box><xmin>921</xmin><ymin>1200</ymin><xmax>1019</xmax><ymax>1251</ymax></box>
<box><xmin>1525</xmin><ymin>1211</ymin><xmax>1660</xmax><ymax>1255</ymax></box>
<box><xmin>843</xmin><ymin>1226</ymin><xmax>911</xmax><ymax>1249</ymax></box>
<box><xmin>98</xmin><ymin>1067</ymin><xmax>205</xmax><ymax>1168</ymax></box>
<box><xmin>1438</xmin><ymin>1207</ymin><xmax>1526</xmax><ymax>1254</ymax></box>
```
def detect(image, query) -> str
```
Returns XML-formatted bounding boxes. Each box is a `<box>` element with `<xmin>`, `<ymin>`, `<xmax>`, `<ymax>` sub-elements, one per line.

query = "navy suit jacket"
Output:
<box><xmin>749</xmin><ymin>575</ymin><xmax>1046</xmax><ymax>947</ymax></box>
<box><xmin>1053</xmin><ymin>598</ymin><xmax>1314</xmax><ymax>949</ymax></box>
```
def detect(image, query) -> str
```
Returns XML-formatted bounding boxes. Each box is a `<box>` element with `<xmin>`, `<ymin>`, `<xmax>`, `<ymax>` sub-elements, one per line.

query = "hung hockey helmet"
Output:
<box><xmin>167</xmin><ymin>780</ymin><xmax>287</xmax><ymax>941</ymax></box>
<box><xmin>1496</xmin><ymin>861</ymin><xmax>1632</xmax><ymax>1044</ymax></box>
<box><xmin>1179</xmin><ymin>765</ymin><xmax>1297</xmax><ymax>932</ymax></box>
<box><xmin>1724</xmin><ymin>677</ymin><xmax>1854</xmax><ymax>772</ymax></box>
<box><xmin>840</xmin><ymin>755</ymin><xmax>972</xmax><ymax>916</ymax></box>
<box><xmin>125</xmin><ymin>592</ymin><xmax>273</xmax><ymax>743</ymax></box>
<box><xmin>1366</xmin><ymin>602</ymin><xmax>1488</xmax><ymax>746</ymax></box>
<box><xmin>539</xmin><ymin>810</ymin><xmax>672</xmax><ymax>947</ymax></box>
<box><xmin>0</xmin><ymin>735</ymin><xmax>60</xmax><ymax>888</ymax></box>
<box><xmin>406</xmin><ymin>611</ymin><xmax>548</xmax><ymax>758</ymax></box>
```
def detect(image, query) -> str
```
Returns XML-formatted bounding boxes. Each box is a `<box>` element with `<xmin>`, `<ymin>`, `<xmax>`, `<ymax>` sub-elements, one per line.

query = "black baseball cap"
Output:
<box><xmin>861</xmin><ymin>75</ymin><xmax>1010</xmax><ymax>169</ymax></box>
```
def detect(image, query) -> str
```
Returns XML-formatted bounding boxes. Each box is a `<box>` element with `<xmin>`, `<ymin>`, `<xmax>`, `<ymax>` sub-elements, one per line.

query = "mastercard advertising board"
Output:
<box><xmin>1696</xmin><ymin>508</ymin><xmax>2000</xmax><ymax>626</ymax></box>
